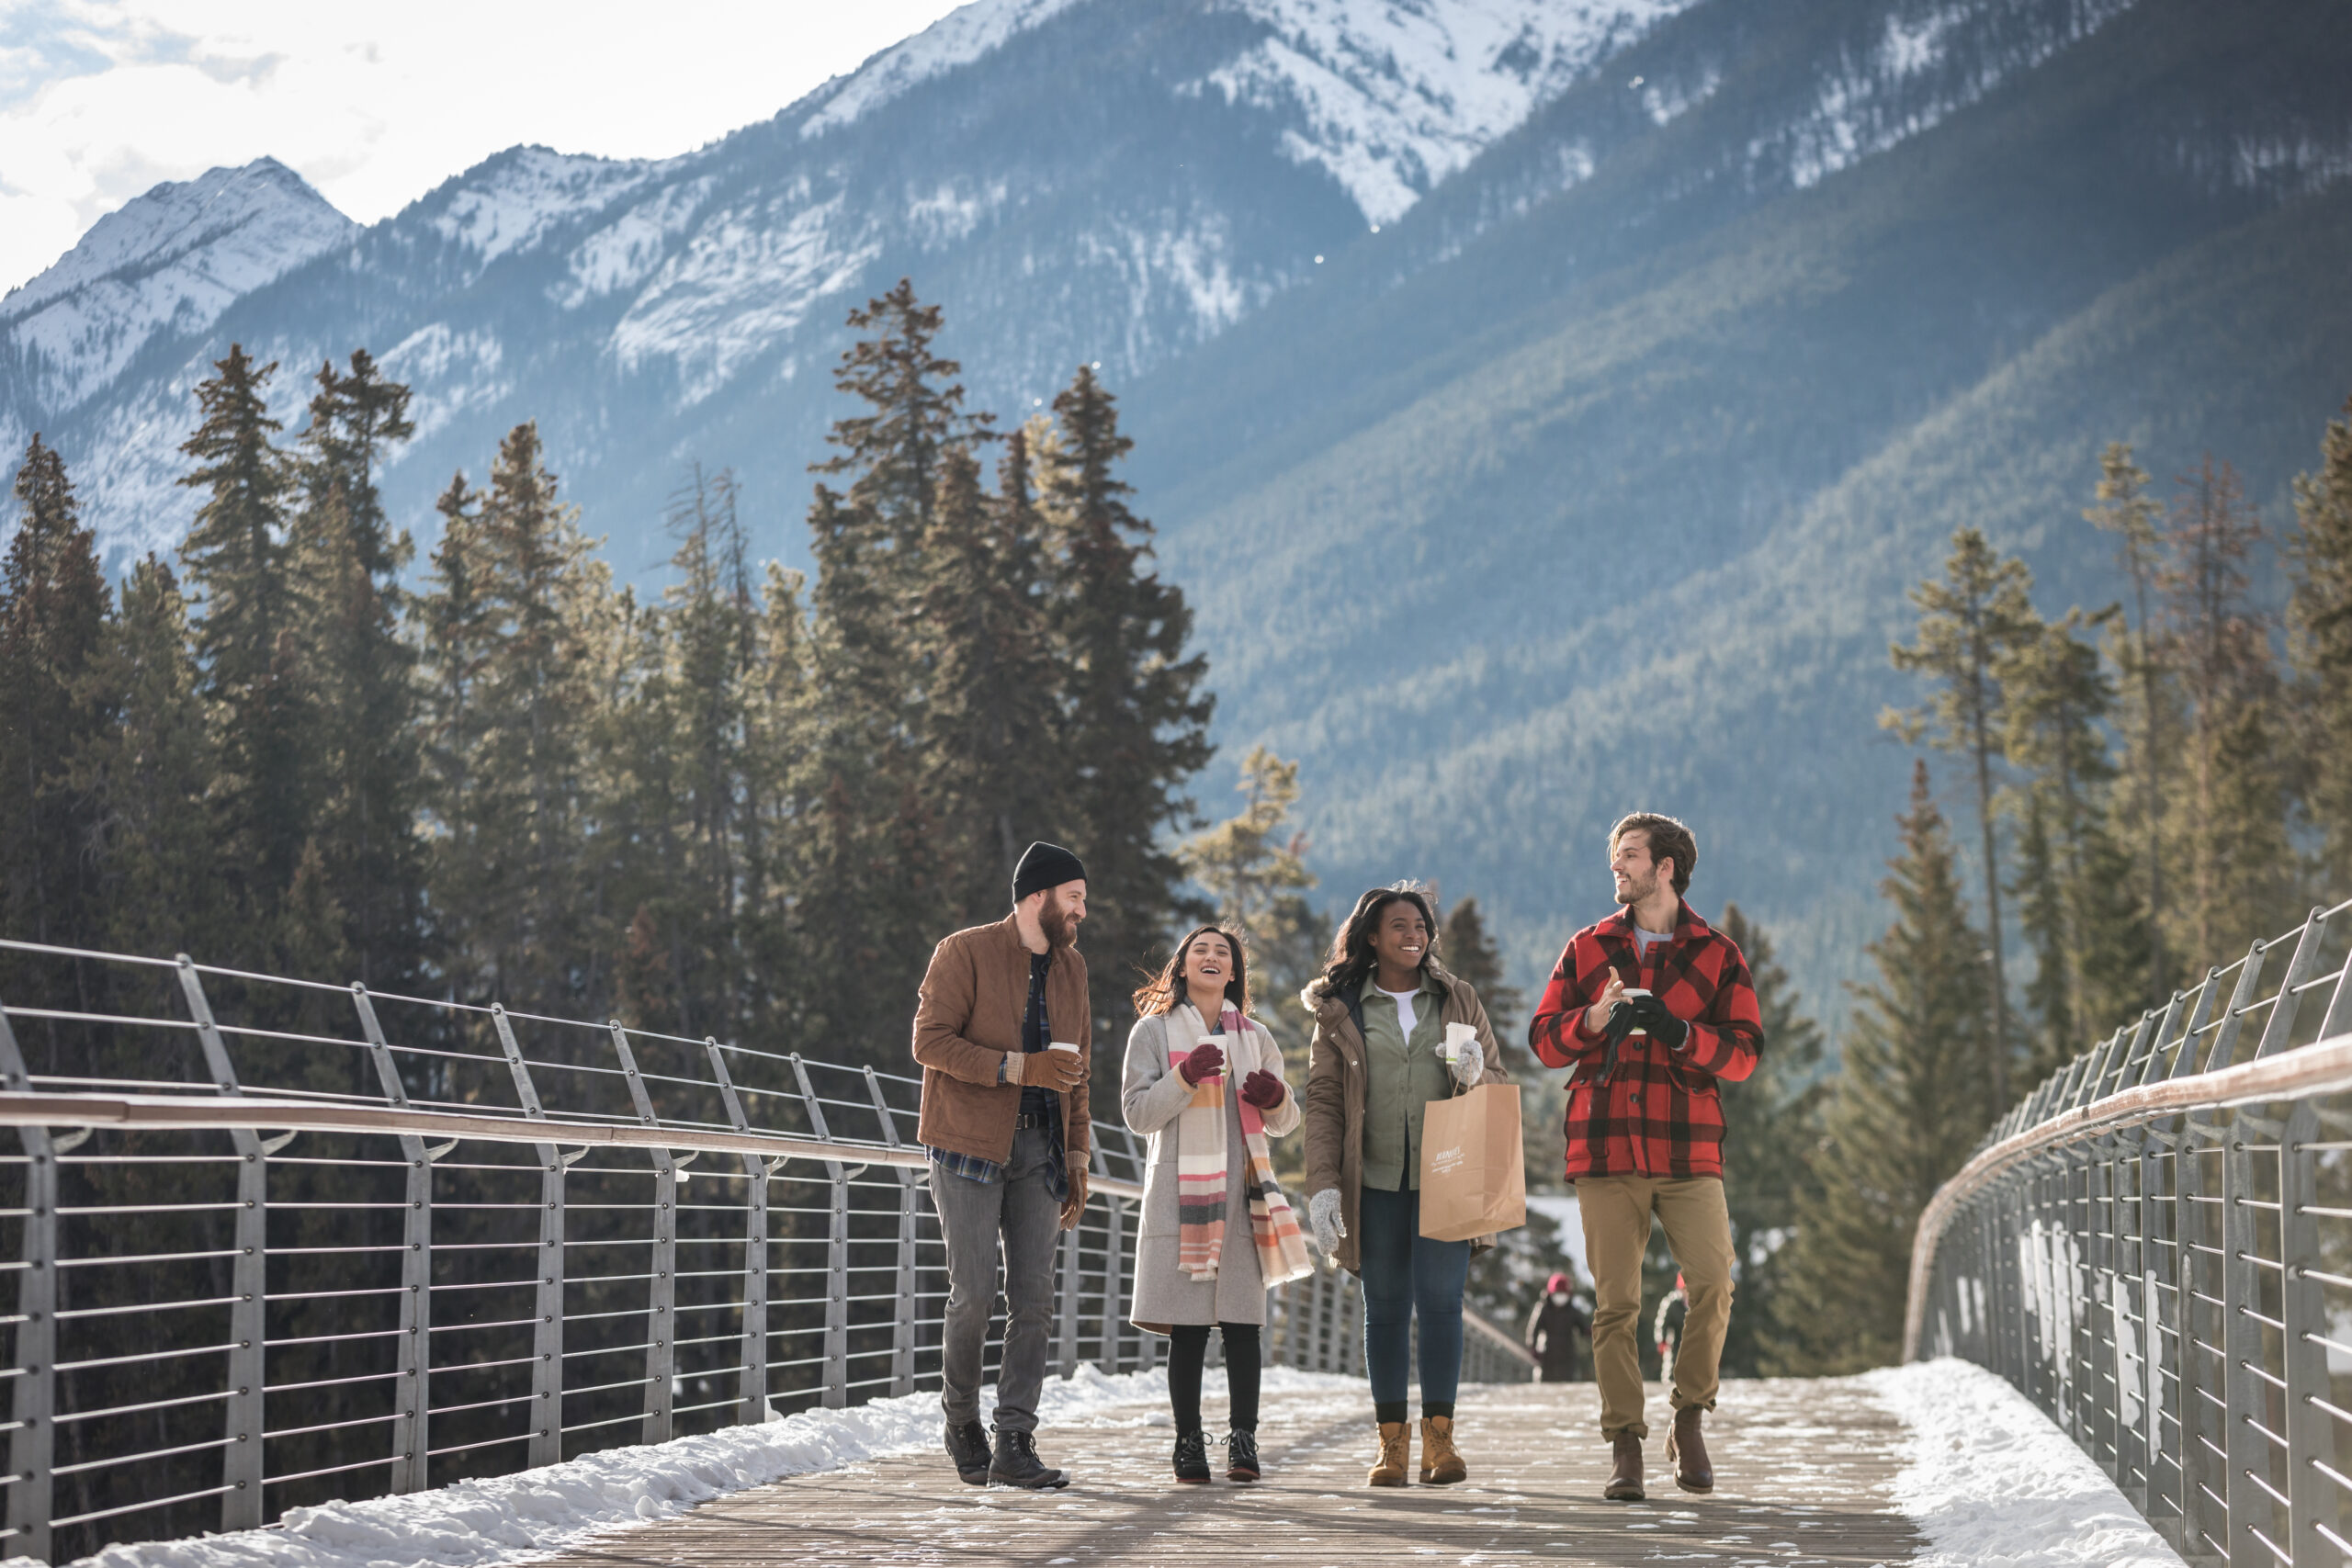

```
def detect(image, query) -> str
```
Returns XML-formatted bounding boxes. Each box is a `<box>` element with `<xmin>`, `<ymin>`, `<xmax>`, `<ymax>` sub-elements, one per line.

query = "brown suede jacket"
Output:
<box><xmin>911</xmin><ymin>912</ymin><xmax>1093</xmax><ymax>1167</ymax></box>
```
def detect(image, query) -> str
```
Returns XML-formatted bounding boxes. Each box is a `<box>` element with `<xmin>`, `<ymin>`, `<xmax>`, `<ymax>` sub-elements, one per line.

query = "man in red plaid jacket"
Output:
<box><xmin>1527</xmin><ymin>813</ymin><xmax>1761</xmax><ymax>1504</ymax></box>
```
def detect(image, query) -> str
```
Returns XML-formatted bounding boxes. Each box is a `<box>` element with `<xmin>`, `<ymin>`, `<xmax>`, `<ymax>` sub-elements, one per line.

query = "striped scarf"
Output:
<box><xmin>1175</xmin><ymin>1005</ymin><xmax>1314</xmax><ymax>1289</ymax></box>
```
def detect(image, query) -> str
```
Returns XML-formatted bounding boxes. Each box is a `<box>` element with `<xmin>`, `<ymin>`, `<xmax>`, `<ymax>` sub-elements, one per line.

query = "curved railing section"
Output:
<box><xmin>0</xmin><ymin>939</ymin><xmax>1532</xmax><ymax>1564</ymax></box>
<box><xmin>1905</xmin><ymin>897</ymin><xmax>2352</xmax><ymax>1565</ymax></box>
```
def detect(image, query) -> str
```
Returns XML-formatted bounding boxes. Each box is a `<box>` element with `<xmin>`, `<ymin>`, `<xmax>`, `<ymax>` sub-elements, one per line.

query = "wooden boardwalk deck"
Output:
<box><xmin>534</xmin><ymin>1378</ymin><xmax>1922</xmax><ymax>1568</ymax></box>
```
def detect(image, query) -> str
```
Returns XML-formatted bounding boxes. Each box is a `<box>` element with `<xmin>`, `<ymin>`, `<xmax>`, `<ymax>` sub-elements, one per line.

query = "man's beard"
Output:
<box><xmin>1622</xmin><ymin>870</ymin><xmax>1659</xmax><ymax>908</ymax></box>
<box><xmin>1040</xmin><ymin>898</ymin><xmax>1080</xmax><ymax>950</ymax></box>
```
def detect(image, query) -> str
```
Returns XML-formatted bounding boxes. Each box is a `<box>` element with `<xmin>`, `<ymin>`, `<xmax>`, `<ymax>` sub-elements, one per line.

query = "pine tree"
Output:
<box><xmin>1042</xmin><ymin>363</ymin><xmax>1214</xmax><ymax>1027</ymax></box>
<box><xmin>177</xmin><ymin>344</ymin><xmax>303</xmax><ymax>954</ymax></box>
<box><xmin>918</xmin><ymin>436</ymin><xmax>1063</xmax><ymax>926</ymax></box>
<box><xmin>1997</xmin><ymin>608</ymin><xmax>2153</xmax><ymax>1073</ymax></box>
<box><xmin>1884</xmin><ymin>527</ymin><xmax>2037</xmax><ymax>1112</ymax></box>
<box><xmin>2162</xmin><ymin>457</ymin><xmax>2291</xmax><ymax>966</ymax></box>
<box><xmin>1769</xmin><ymin>762</ymin><xmax>1992</xmax><ymax>1374</ymax></box>
<box><xmin>291</xmin><ymin>351</ymin><xmax>424</xmax><ymax>985</ymax></box>
<box><xmin>416</xmin><ymin>425</ymin><xmax>611</xmax><ymax>1013</ymax></box>
<box><xmin>1715</xmin><ymin>902</ymin><xmax>1825</xmax><ymax>1378</ymax></box>
<box><xmin>2086</xmin><ymin>444</ymin><xmax>2175</xmax><ymax>1004</ymax></box>
<box><xmin>1181</xmin><ymin>747</ymin><xmax>1319</xmax><ymax>1044</ymax></box>
<box><xmin>0</xmin><ymin>435</ymin><xmax>110</xmax><ymax>996</ymax></box>
<box><xmin>66</xmin><ymin>556</ymin><xmax>220</xmax><ymax>962</ymax></box>
<box><xmin>2289</xmin><ymin>396</ymin><xmax>2352</xmax><ymax>889</ymax></box>
<box><xmin>795</xmin><ymin>284</ymin><xmax>989</xmax><ymax>1059</ymax></box>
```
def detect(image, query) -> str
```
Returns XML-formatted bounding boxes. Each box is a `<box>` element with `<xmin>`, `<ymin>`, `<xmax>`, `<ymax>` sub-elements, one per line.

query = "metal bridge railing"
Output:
<box><xmin>1906</xmin><ymin>897</ymin><xmax>2352</xmax><ymax>1566</ymax></box>
<box><xmin>0</xmin><ymin>939</ymin><xmax>1525</xmax><ymax>1564</ymax></box>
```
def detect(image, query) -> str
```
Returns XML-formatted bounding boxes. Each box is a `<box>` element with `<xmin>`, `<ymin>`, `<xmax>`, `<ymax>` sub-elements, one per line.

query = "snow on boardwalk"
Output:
<box><xmin>81</xmin><ymin>1361</ymin><xmax>2188</xmax><ymax>1568</ymax></box>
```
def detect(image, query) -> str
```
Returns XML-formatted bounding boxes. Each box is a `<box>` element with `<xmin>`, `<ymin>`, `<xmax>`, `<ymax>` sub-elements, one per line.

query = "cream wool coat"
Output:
<box><xmin>1120</xmin><ymin>1005</ymin><xmax>1302</xmax><ymax>1331</ymax></box>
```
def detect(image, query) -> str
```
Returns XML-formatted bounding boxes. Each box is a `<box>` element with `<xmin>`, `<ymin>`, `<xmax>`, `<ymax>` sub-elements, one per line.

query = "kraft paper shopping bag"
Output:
<box><xmin>1419</xmin><ymin>1081</ymin><xmax>1526</xmax><ymax>1242</ymax></box>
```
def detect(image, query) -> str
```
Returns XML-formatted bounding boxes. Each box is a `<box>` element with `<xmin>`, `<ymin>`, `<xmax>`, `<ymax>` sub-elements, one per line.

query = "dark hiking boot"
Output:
<box><xmin>1668</xmin><ymin>1406</ymin><xmax>1713</xmax><ymax>1495</ymax></box>
<box><xmin>944</xmin><ymin>1419</ymin><xmax>990</xmax><ymax>1485</ymax></box>
<box><xmin>1605</xmin><ymin>1433</ymin><xmax>1645</xmax><ymax>1501</ymax></box>
<box><xmin>1173</xmin><ymin>1428</ymin><xmax>1212</xmax><ymax>1483</ymax></box>
<box><xmin>989</xmin><ymin>1427</ymin><xmax>1070</xmax><ymax>1489</ymax></box>
<box><xmin>1226</xmin><ymin>1427</ymin><xmax>1261</xmax><ymax>1483</ymax></box>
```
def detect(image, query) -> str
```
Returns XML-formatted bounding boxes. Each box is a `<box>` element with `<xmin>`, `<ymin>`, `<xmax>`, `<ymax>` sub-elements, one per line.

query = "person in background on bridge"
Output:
<box><xmin>1528</xmin><ymin>813</ymin><xmax>1761</xmax><ymax>1503</ymax></box>
<box><xmin>1302</xmin><ymin>883</ymin><xmax>1510</xmax><ymax>1488</ymax></box>
<box><xmin>1525</xmin><ymin>1269</ymin><xmax>1591</xmax><ymax>1382</ymax></box>
<box><xmin>911</xmin><ymin>841</ymin><xmax>1094</xmax><ymax>1491</ymax></box>
<box><xmin>1122</xmin><ymin>924</ymin><xmax>1312</xmax><ymax>1484</ymax></box>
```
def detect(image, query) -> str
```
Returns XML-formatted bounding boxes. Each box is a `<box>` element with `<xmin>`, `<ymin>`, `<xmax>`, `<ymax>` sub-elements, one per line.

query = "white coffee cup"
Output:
<box><xmin>1441</xmin><ymin>1021</ymin><xmax>1478</xmax><ymax>1064</ymax></box>
<box><xmin>1621</xmin><ymin>987</ymin><xmax>1652</xmax><ymax>1036</ymax></box>
<box><xmin>1049</xmin><ymin>1041</ymin><xmax>1080</xmax><ymax>1055</ymax></box>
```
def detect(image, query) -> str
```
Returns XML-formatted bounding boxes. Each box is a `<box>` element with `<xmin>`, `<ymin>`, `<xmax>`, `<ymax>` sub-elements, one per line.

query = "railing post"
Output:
<box><xmin>174</xmin><ymin>959</ymin><xmax>266</xmax><ymax>1532</ymax></box>
<box><xmin>789</xmin><ymin>1055</ymin><xmax>849</xmax><ymax>1408</ymax></box>
<box><xmin>2279</xmin><ymin>1099</ymin><xmax>2331</xmax><ymax>1564</ymax></box>
<box><xmin>607</xmin><ymin>1024</ymin><xmax>675</xmax><ymax>1446</ymax></box>
<box><xmin>0</xmin><ymin>1001</ymin><xmax>54</xmax><ymax>1562</ymax></box>
<box><xmin>1056</xmin><ymin>1201</ymin><xmax>1082</xmax><ymax>1380</ymax></box>
<box><xmin>2220</xmin><ymin>1108</ymin><xmax>2271</xmax><ymax>1567</ymax></box>
<box><xmin>352</xmin><ymin>987</ymin><xmax>433</xmax><ymax>1495</ymax></box>
<box><xmin>862</xmin><ymin>1067</ymin><xmax>919</xmax><ymax>1397</ymax></box>
<box><xmin>702</xmin><ymin>1041</ymin><xmax>769</xmax><ymax>1425</ymax></box>
<box><xmin>2253</xmin><ymin>909</ymin><xmax>2329</xmax><ymax>1060</ymax></box>
<box><xmin>492</xmin><ymin>1006</ymin><xmax>567</xmax><ymax>1470</ymax></box>
<box><xmin>1096</xmin><ymin>1142</ymin><xmax>1124</xmax><ymax>1374</ymax></box>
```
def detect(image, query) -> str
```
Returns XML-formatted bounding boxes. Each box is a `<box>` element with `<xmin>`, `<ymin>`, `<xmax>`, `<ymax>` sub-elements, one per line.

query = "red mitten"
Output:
<box><xmin>1177</xmin><ymin>1039</ymin><xmax>1226</xmax><ymax>1085</ymax></box>
<box><xmin>1238</xmin><ymin>1068</ymin><xmax>1284</xmax><ymax>1109</ymax></box>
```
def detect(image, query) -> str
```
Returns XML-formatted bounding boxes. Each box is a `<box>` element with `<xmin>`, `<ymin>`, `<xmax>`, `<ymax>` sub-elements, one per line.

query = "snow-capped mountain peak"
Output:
<box><xmin>799</xmin><ymin>0</ymin><xmax>1083</xmax><ymax>139</ymax></box>
<box><xmin>1198</xmin><ymin>0</ymin><xmax>1696</xmax><ymax>224</ymax></box>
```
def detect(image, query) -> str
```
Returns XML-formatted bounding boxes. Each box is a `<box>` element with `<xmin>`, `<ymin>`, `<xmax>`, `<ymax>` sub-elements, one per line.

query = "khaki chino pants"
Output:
<box><xmin>1575</xmin><ymin>1173</ymin><xmax>1735</xmax><ymax>1440</ymax></box>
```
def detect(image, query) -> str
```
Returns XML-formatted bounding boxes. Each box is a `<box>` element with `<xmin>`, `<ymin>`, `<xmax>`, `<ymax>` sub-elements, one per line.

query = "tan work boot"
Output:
<box><xmin>1368</xmin><ymin>1421</ymin><xmax>1409</xmax><ymax>1486</ymax></box>
<box><xmin>1605</xmin><ymin>1432</ymin><xmax>1645</xmax><ymax>1500</ymax></box>
<box><xmin>1668</xmin><ymin>1405</ymin><xmax>1713</xmax><ymax>1494</ymax></box>
<box><xmin>1419</xmin><ymin>1415</ymin><xmax>1466</xmax><ymax>1483</ymax></box>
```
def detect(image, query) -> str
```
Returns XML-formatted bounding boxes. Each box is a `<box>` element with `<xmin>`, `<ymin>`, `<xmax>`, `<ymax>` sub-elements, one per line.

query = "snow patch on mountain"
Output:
<box><xmin>428</xmin><ymin>147</ymin><xmax>667</xmax><ymax>266</ymax></box>
<box><xmin>382</xmin><ymin>325</ymin><xmax>511</xmax><ymax>445</ymax></box>
<box><xmin>799</xmin><ymin>0</ymin><xmax>1084</xmax><ymax>139</ymax></box>
<box><xmin>556</xmin><ymin>179</ymin><xmax>718</xmax><ymax>310</ymax></box>
<box><xmin>1194</xmin><ymin>0</ymin><xmax>1695</xmax><ymax>225</ymax></box>
<box><xmin>613</xmin><ymin>192</ymin><xmax>882</xmax><ymax>407</ymax></box>
<box><xmin>0</xmin><ymin>160</ymin><xmax>352</xmax><ymax>414</ymax></box>
<box><xmin>1759</xmin><ymin>0</ymin><xmax>2139</xmax><ymax>192</ymax></box>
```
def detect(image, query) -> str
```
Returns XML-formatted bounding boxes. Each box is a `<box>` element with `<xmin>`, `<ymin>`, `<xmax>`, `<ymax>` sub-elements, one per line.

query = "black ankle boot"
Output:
<box><xmin>944</xmin><ymin>1418</ymin><xmax>990</xmax><ymax>1485</ymax></box>
<box><xmin>989</xmin><ymin>1427</ymin><xmax>1069</xmax><ymax>1489</ymax></box>
<box><xmin>1173</xmin><ymin>1427</ymin><xmax>1211</xmax><ymax>1483</ymax></box>
<box><xmin>1226</xmin><ymin>1427</ymin><xmax>1261</xmax><ymax>1483</ymax></box>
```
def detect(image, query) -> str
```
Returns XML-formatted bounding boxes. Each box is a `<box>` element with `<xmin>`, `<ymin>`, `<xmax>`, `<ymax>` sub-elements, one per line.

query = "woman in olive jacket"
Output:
<box><xmin>1301</xmin><ymin>883</ymin><xmax>1509</xmax><ymax>1489</ymax></box>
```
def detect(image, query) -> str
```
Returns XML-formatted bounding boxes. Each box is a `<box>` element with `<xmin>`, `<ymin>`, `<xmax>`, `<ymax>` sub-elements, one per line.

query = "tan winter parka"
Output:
<box><xmin>1300</xmin><ymin>959</ymin><xmax>1510</xmax><ymax>1273</ymax></box>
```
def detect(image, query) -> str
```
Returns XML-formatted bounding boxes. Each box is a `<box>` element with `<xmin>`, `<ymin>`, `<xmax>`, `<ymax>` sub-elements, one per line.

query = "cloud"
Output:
<box><xmin>0</xmin><ymin>0</ymin><xmax>967</xmax><ymax>291</ymax></box>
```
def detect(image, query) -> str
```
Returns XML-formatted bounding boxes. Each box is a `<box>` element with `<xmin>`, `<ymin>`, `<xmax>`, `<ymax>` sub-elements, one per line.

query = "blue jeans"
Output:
<box><xmin>1358</xmin><ymin>1183</ymin><xmax>1471</xmax><ymax>1408</ymax></box>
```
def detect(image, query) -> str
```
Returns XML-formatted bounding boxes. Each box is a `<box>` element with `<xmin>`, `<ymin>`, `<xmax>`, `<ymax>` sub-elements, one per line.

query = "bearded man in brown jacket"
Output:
<box><xmin>912</xmin><ymin>841</ymin><xmax>1093</xmax><ymax>1490</ymax></box>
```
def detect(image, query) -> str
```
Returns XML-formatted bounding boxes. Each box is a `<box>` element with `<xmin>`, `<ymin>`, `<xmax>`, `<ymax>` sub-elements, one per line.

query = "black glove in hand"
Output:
<box><xmin>1625</xmin><ymin>994</ymin><xmax>1690</xmax><ymax>1051</ymax></box>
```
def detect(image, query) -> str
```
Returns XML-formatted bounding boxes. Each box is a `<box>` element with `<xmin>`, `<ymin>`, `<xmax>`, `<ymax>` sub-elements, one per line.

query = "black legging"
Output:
<box><xmin>1167</xmin><ymin>1322</ymin><xmax>1261</xmax><ymax>1434</ymax></box>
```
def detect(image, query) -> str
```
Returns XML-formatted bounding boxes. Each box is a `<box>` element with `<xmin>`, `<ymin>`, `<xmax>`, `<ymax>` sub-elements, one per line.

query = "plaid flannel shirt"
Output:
<box><xmin>1526</xmin><ymin>901</ymin><xmax>1762</xmax><ymax>1180</ymax></box>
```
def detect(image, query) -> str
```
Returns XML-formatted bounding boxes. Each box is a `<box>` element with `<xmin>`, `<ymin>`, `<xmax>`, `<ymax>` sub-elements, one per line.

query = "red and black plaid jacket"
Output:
<box><xmin>1527</xmin><ymin>901</ymin><xmax>1762</xmax><ymax>1180</ymax></box>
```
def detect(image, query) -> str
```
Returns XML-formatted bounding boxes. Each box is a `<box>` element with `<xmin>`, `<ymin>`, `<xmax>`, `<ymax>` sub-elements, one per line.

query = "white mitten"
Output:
<box><xmin>1308</xmin><ymin>1188</ymin><xmax>1346</xmax><ymax>1255</ymax></box>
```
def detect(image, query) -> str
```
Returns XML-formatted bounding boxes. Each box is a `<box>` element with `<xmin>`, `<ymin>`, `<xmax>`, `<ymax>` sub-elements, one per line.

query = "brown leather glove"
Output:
<box><xmin>1027</xmin><ymin>1046</ymin><xmax>1085</xmax><ymax>1091</ymax></box>
<box><xmin>1058</xmin><ymin>1164</ymin><xmax>1090</xmax><ymax>1231</ymax></box>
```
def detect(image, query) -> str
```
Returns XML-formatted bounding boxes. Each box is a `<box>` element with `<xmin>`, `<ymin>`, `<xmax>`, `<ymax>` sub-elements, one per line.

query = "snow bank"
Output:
<box><xmin>1864</xmin><ymin>1358</ymin><xmax>2188</xmax><ymax>1568</ymax></box>
<box><xmin>76</xmin><ymin>1365</ymin><xmax>1357</xmax><ymax>1568</ymax></box>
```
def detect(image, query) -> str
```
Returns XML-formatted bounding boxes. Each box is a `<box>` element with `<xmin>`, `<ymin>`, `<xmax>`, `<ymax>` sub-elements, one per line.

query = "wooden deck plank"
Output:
<box><xmin>534</xmin><ymin>1378</ymin><xmax>1922</xmax><ymax>1567</ymax></box>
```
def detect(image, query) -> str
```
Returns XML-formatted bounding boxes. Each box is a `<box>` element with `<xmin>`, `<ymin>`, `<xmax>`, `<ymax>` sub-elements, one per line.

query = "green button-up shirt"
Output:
<box><xmin>1359</xmin><ymin>971</ymin><xmax>1451</xmax><ymax>1192</ymax></box>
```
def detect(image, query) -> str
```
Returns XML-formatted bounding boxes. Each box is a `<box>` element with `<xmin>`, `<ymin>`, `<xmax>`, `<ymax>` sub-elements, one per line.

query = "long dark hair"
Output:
<box><xmin>1310</xmin><ymin>882</ymin><xmax>1440</xmax><ymax>1002</ymax></box>
<box><xmin>1132</xmin><ymin>924</ymin><xmax>1252</xmax><ymax>1018</ymax></box>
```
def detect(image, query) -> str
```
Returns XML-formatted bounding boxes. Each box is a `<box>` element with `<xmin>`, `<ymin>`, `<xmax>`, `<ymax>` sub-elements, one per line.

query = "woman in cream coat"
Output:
<box><xmin>1124</xmin><ymin>924</ymin><xmax>1306</xmax><ymax>1485</ymax></box>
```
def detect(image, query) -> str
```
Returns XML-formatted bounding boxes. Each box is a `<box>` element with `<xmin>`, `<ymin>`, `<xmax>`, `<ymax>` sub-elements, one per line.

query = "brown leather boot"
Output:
<box><xmin>1368</xmin><ymin>1421</ymin><xmax>1409</xmax><ymax>1486</ymax></box>
<box><xmin>1668</xmin><ymin>1405</ymin><xmax>1713</xmax><ymax>1494</ymax></box>
<box><xmin>1419</xmin><ymin>1416</ymin><xmax>1466</xmax><ymax>1483</ymax></box>
<box><xmin>1604</xmin><ymin>1432</ymin><xmax>1645</xmax><ymax>1500</ymax></box>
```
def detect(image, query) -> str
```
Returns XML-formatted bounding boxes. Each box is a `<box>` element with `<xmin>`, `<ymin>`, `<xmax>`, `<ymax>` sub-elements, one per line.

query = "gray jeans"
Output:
<box><xmin>931</xmin><ymin>1124</ymin><xmax>1062</xmax><ymax>1432</ymax></box>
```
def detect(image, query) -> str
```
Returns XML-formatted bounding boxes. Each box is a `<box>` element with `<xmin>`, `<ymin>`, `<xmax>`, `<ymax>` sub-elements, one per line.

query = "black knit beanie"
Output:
<box><xmin>1013</xmin><ymin>841</ymin><xmax>1086</xmax><ymax>901</ymax></box>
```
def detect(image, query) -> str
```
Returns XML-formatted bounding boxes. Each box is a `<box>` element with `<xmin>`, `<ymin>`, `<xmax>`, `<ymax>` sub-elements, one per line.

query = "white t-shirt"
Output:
<box><xmin>1379</xmin><ymin>987</ymin><xmax>1419</xmax><ymax>1039</ymax></box>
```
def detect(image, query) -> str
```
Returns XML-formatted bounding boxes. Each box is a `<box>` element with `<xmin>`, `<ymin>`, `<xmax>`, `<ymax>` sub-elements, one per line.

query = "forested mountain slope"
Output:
<box><xmin>1136</xmin><ymin>0</ymin><xmax>2352</xmax><ymax>998</ymax></box>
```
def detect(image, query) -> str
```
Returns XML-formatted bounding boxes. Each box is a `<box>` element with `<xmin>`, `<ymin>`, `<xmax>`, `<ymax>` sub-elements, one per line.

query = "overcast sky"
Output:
<box><xmin>0</xmin><ymin>0</ymin><xmax>968</xmax><ymax>293</ymax></box>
